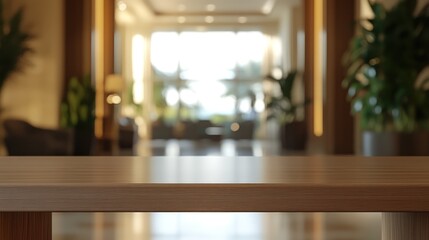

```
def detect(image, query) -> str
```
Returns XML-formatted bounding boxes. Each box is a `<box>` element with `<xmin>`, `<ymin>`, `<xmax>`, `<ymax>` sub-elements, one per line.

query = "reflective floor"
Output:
<box><xmin>126</xmin><ymin>139</ymin><xmax>307</xmax><ymax>157</ymax></box>
<box><xmin>53</xmin><ymin>212</ymin><xmax>381</xmax><ymax>240</ymax></box>
<box><xmin>54</xmin><ymin>140</ymin><xmax>381</xmax><ymax>240</ymax></box>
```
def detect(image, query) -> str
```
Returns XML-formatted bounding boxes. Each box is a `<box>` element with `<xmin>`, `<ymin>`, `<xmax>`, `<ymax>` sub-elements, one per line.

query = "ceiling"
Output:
<box><xmin>117</xmin><ymin>0</ymin><xmax>301</xmax><ymax>25</ymax></box>
<box><xmin>146</xmin><ymin>0</ymin><xmax>277</xmax><ymax>15</ymax></box>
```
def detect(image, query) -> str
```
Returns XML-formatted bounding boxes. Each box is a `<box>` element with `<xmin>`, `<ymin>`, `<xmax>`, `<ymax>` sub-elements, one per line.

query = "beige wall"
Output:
<box><xmin>2</xmin><ymin>0</ymin><xmax>64</xmax><ymax>128</ymax></box>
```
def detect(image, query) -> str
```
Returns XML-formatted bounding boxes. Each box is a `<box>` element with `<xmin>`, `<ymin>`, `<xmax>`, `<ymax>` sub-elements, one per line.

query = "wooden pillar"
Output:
<box><xmin>102</xmin><ymin>0</ymin><xmax>116</xmax><ymax>148</ymax></box>
<box><xmin>304</xmin><ymin>0</ymin><xmax>314</xmax><ymax>150</ymax></box>
<box><xmin>0</xmin><ymin>212</ymin><xmax>52</xmax><ymax>240</ymax></box>
<box><xmin>64</xmin><ymin>0</ymin><xmax>92</xmax><ymax>90</ymax></box>
<box><xmin>324</xmin><ymin>0</ymin><xmax>355</xmax><ymax>154</ymax></box>
<box><xmin>93</xmin><ymin>0</ymin><xmax>116</xmax><ymax>152</ymax></box>
<box><xmin>382</xmin><ymin>213</ymin><xmax>429</xmax><ymax>240</ymax></box>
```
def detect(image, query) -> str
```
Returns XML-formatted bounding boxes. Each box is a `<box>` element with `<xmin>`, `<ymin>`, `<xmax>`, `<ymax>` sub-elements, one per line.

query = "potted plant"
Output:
<box><xmin>0</xmin><ymin>0</ymin><xmax>32</xmax><ymax>93</ymax></box>
<box><xmin>151</xmin><ymin>81</ymin><xmax>172</xmax><ymax>139</ymax></box>
<box><xmin>60</xmin><ymin>76</ymin><xmax>95</xmax><ymax>155</ymax></box>
<box><xmin>343</xmin><ymin>0</ymin><xmax>429</xmax><ymax>155</ymax></box>
<box><xmin>265</xmin><ymin>70</ymin><xmax>308</xmax><ymax>150</ymax></box>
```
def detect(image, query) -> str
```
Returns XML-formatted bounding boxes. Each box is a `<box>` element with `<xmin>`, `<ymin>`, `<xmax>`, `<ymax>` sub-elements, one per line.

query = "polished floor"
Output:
<box><xmin>54</xmin><ymin>140</ymin><xmax>381</xmax><ymax>240</ymax></box>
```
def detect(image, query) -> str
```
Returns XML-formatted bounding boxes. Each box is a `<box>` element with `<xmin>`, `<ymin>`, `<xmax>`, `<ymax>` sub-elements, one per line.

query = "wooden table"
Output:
<box><xmin>0</xmin><ymin>156</ymin><xmax>428</xmax><ymax>240</ymax></box>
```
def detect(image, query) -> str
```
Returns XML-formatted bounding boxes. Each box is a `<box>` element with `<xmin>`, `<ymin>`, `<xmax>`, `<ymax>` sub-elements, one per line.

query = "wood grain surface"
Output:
<box><xmin>382</xmin><ymin>213</ymin><xmax>429</xmax><ymax>240</ymax></box>
<box><xmin>0</xmin><ymin>212</ymin><xmax>51</xmax><ymax>240</ymax></box>
<box><xmin>0</xmin><ymin>156</ymin><xmax>429</xmax><ymax>212</ymax></box>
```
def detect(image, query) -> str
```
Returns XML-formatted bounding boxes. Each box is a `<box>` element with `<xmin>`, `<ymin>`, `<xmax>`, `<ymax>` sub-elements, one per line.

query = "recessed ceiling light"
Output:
<box><xmin>205</xmin><ymin>16</ymin><xmax>214</xmax><ymax>23</ymax></box>
<box><xmin>206</xmin><ymin>4</ymin><xmax>216</xmax><ymax>12</ymax></box>
<box><xmin>262</xmin><ymin>0</ymin><xmax>275</xmax><ymax>14</ymax></box>
<box><xmin>178</xmin><ymin>16</ymin><xmax>186</xmax><ymax>24</ymax></box>
<box><xmin>118</xmin><ymin>1</ymin><xmax>127</xmax><ymax>11</ymax></box>
<box><xmin>238</xmin><ymin>17</ymin><xmax>247</xmax><ymax>23</ymax></box>
<box><xmin>178</xmin><ymin>4</ymin><xmax>186</xmax><ymax>12</ymax></box>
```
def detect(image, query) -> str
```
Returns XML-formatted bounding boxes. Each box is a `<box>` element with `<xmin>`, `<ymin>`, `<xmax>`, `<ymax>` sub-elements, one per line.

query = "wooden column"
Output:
<box><xmin>102</xmin><ymin>0</ymin><xmax>116</xmax><ymax>148</ymax></box>
<box><xmin>324</xmin><ymin>0</ymin><xmax>355</xmax><ymax>154</ymax></box>
<box><xmin>0</xmin><ymin>212</ymin><xmax>52</xmax><ymax>240</ymax></box>
<box><xmin>382</xmin><ymin>213</ymin><xmax>429</xmax><ymax>240</ymax></box>
<box><xmin>93</xmin><ymin>0</ymin><xmax>116</xmax><ymax>151</ymax></box>
<box><xmin>64</xmin><ymin>0</ymin><xmax>92</xmax><ymax>90</ymax></box>
<box><xmin>304</xmin><ymin>0</ymin><xmax>317</xmax><ymax>151</ymax></box>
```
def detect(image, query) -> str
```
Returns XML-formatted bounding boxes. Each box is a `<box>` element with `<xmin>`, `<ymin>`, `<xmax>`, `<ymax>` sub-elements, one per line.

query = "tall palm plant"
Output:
<box><xmin>265</xmin><ymin>70</ymin><xmax>306</xmax><ymax>124</ymax></box>
<box><xmin>0</xmin><ymin>0</ymin><xmax>32</xmax><ymax>91</ymax></box>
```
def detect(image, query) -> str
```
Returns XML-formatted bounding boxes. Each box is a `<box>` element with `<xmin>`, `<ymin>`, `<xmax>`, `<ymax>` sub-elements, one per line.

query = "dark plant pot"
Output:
<box><xmin>362</xmin><ymin>131</ymin><xmax>429</xmax><ymax>156</ymax></box>
<box><xmin>280</xmin><ymin>121</ymin><xmax>307</xmax><ymax>150</ymax></box>
<box><xmin>73</xmin><ymin>127</ymin><xmax>94</xmax><ymax>156</ymax></box>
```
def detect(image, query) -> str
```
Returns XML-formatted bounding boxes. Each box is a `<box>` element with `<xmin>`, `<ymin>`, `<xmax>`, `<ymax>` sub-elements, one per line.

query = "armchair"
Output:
<box><xmin>3</xmin><ymin>119</ymin><xmax>73</xmax><ymax>156</ymax></box>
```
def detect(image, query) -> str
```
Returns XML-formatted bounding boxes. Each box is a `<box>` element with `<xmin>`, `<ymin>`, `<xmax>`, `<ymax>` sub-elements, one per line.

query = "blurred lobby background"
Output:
<box><xmin>1</xmin><ymin>0</ymin><xmax>429</xmax><ymax>239</ymax></box>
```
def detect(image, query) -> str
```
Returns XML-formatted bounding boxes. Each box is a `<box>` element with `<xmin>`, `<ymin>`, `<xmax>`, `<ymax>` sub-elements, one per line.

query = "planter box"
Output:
<box><xmin>280</xmin><ymin>121</ymin><xmax>307</xmax><ymax>150</ymax></box>
<box><xmin>73</xmin><ymin>128</ymin><xmax>94</xmax><ymax>156</ymax></box>
<box><xmin>362</xmin><ymin>131</ymin><xmax>429</xmax><ymax>156</ymax></box>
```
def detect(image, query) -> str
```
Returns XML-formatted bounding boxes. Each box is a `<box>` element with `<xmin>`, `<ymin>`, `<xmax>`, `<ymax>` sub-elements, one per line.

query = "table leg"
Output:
<box><xmin>382</xmin><ymin>212</ymin><xmax>429</xmax><ymax>240</ymax></box>
<box><xmin>0</xmin><ymin>212</ymin><xmax>51</xmax><ymax>240</ymax></box>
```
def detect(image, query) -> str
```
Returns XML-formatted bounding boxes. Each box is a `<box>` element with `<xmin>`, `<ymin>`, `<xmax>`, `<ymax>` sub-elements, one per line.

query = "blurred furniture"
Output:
<box><xmin>151</xmin><ymin>121</ymin><xmax>173</xmax><ymax>139</ymax></box>
<box><xmin>118</xmin><ymin>117</ymin><xmax>138</xmax><ymax>149</ymax></box>
<box><xmin>3</xmin><ymin>119</ymin><xmax>73</xmax><ymax>156</ymax></box>
<box><xmin>227</xmin><ymin>120</ymin><xmax>255</xmax><ymax>140</ymax></box>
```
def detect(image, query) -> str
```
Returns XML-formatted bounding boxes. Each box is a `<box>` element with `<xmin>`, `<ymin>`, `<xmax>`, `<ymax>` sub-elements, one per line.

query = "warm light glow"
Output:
<box><xmin>132</xmin><ymin>34</ymin><xmax>145</xmax><ymax>104</ymax></box>
<box><xmin>205</xmin><ymin>16</ymin><xmax>214</xmax><ymax>23</ymax></box>
<box><xmin>261</xmin><ymin>0</ymin><xmax>275</xmax><ymax>14</ymax></box>
<box><xmin>206</xmin><ymin>4</ymin><xmax>216</xmax><ymax>12</ymax></box>
<box><xmin>231</xmin><ymin>122</ymin><xmax>240</xmax><ymax>132</ymax></box>
<box><xmin>177</xmin><ymin>16</ymin><xmax>186</xmax><ymax>24</ymax></box>
<box><xmin>360</xmin><ymin>0</ymin><xmax>374</xmax><ymax>18</ymax></box>
<box><xmin>132</xmin><ymin>213</ymin><xmax>144</xmax><ymax>235</ymax></box>
<box><xmin>238</xmin><ymin>16</ymin><xmax>247</xmax><ymax>23</ymax></box>
<box><xmin>106</xmin><ymin>94</ymin><xmax>122</xmax><ymax>105</ymax></box>
<box><xmin>95</xmin><ymin>0</ymin><xmax>105</xmax><ymax>138</ymax></box>
<box><xmin>271</xmin><ymin>67</ymin><xmax>283</xmax><ymax>79</ymax></box>
<box><xmin>313</xmin><ymin>0</ymin><xmax>324</xmax><ymax>137</ymax></box>
<box><xmin>117</xmin><ymin>1</ymin><xmax>127</xmax><ymax>11</ymax></box>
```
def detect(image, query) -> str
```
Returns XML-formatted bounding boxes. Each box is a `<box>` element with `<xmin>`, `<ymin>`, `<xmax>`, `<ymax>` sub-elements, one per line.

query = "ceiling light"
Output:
<box><xmin>117</xmin><ymin>1</ymin><xmax>127</xmax><ymax>11</ymax></box>
<box><xmin>238</xmin><ymin>17</ymin><xmax>247</xmax><ymax>23</ymax></box>
<box><xmin>178</xmin><ymin>4</ymin><xmax>186</xmax><ymax>12</ymax></box>
<box><xmin>205</xmin><ymin>16</ymin><xmax>214</xmax><ymax>23</ymax></box>
<box><xmin>261</xmin><ymin>0</ymin><xmax>275</xmax><ymax>14</ymax></box>
<box><xmin>177</xmin><ymin>16</ymin><xmax>186</xmax><ymax>24</ymax></box>
<box><xmin>206</xmin><ymin>4</ymin><xmax>216</xmax><ymax>12</ymax></box>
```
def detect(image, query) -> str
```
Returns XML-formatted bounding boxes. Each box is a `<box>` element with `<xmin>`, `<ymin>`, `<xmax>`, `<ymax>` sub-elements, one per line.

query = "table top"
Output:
<box><xmin>0</xmin><ymin>156</ymin><xmax>428</xmax><ymax>212</ymax></box>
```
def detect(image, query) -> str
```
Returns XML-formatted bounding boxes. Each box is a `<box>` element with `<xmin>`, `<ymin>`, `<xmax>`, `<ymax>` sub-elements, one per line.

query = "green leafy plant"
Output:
<box><xmin>153</xmin><ymin>81</ymin><xmax>168</xmax><ymax>122</ymax></box>
<box><xmin>343</xmin><ymin>0</ymin><xmax>429</xmax><ymax>132</ymax></box>
<box><xmin>60</xmin><ymin>76</ymin><xmax>95</xmax><ymax>129</ymax></box>
<box><xmin>124</xmin><ymin>81</ymin><xmax>143</xmax><ymax>116</ymax></box>
<box><xmin>0</xmin><ymin>0</ymin><xmax>33</xmax><ymax>90</ymax></box>
<box><xmin>265</xmin><ymin>70</ymin><xmax>307</xmax><ymax>124</ymax></box>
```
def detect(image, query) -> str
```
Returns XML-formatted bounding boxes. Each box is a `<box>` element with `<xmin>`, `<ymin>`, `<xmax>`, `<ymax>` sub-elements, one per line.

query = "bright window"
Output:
<box><xmin>132</xmin><ymin>34</ymin><xmax>145</xmax><ymax>103</ymax></box>
<box><xmin>151</xmin><ymin>31</ymin><xmax>267</xmax><ymax>123</ymax></box>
